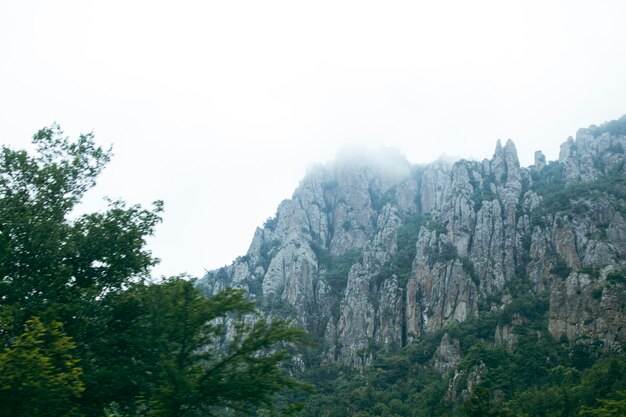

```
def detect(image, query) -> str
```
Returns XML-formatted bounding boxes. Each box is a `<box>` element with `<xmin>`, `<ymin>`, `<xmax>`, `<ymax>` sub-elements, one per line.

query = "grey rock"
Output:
<box><xmin>534</xmin><ymin>151</ymin><xmax>546</xmax><ymax>169</ymax></box>
<box><xmin>197</xmin><ymin>118</ymin><xmax>626</xmax><ymax>367</ymax></box>
<box><xmin>431</xmin><ymin>333</ymin><xmax>462</xmax><ymax>375</ymax></box>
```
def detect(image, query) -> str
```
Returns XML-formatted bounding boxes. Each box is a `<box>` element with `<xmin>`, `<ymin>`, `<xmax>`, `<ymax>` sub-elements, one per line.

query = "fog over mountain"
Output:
<box><xmin>2</xmin><ymin>1</ymin><xmax>626</xmax><ymax>278</ymax></box>
<box><xmin>199</xmin><ymin>116</ymin><xmax>626</xmax><ymax>367</ymax></box>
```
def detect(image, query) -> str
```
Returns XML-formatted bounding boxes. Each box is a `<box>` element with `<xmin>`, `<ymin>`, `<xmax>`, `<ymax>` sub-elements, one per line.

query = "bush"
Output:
<box><xmin>550</xmin><ymin>259</ymin><xmax>572</xmax><ymax>279</ymax></box>
<box><xmin>588</xmin><ymin>116</ymin><xmax>626</xmax><ymax>137</ymax></box>
<box><xmin>606</xmin><ymin>269</ymin><xmax>626</xmax><ymax>284</ymax></box>
<box><xmin>461</xmin><ymin>256</ymin><xmax>480</xmax><ymax>286</ymax></box>
<box><xmin>263</xmin><ymin>215</ymin><xmax>279</xmax><ymax>231</ymax></box>
<box><xmin>377</xmin><ymin>213</ymin><xmax>445</xmax><ymax>287</ymax></box>
<box><xmin>324</xmin><ymin>250</ymin><xmax>361</xmax><ymax>294</ymax></box>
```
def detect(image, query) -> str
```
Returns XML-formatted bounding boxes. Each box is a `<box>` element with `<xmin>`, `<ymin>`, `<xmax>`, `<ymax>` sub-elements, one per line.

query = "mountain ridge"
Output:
<box><xmin>197</xmin><ymin>116</ymin><xmax>626</xmax><ymax>370</ymax></box>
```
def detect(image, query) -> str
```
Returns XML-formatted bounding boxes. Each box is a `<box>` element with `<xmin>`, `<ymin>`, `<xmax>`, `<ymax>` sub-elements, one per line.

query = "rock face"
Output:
<box><xmin>431</xmin><ymin>333</ymin><xmax>462</xmax><ymax>375</ymax></box>
<box><xmin>197</xmin><ymin>116</ymin><xmax>626</xmax><ymax>368</ymax></box>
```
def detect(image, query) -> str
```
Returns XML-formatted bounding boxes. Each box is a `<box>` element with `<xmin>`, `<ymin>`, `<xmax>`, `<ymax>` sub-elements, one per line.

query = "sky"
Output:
<box><xmin>1</xmin><ymin>1</ymin><xmax>626</xmax><ymax>278</ymax></box>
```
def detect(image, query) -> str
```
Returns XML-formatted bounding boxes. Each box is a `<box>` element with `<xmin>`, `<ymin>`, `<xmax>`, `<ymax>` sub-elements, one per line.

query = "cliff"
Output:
<box><xmin>197</xmin><ymin>116</ymin><xmax>626</xmax><ymax>369</ymax></box>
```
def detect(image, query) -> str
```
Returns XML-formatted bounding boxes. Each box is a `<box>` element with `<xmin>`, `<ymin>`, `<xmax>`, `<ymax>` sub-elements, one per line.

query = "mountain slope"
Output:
<box><xmin>197</xmin><ymin>116</ymin><xmax>626</xmax><ymax>370</ymax></box>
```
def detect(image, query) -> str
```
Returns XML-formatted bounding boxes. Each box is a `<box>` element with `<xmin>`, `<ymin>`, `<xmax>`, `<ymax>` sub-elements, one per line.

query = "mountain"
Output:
<box><xmin>197</xmin><ymin>117</ymin><xmax>626</xmax><ymax>375</ymax></box>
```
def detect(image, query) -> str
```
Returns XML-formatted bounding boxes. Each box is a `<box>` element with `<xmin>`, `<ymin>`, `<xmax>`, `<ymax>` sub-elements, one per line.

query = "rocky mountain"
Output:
<box><xmin>197</xmin><ymin>117</ymin><xmax>626</xmax><ymax>370</ymax></box>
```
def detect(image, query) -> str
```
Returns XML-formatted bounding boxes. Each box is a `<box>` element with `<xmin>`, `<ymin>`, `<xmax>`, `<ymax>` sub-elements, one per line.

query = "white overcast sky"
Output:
<box><xmin>1</xmin><ymin>1</ymin><xmax>626</xmax><ymax>278</ymax></box>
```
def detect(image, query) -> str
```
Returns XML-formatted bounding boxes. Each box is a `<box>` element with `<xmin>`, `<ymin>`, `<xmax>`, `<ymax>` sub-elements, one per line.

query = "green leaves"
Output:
<box><xmin>92</xmin><ymin>279</ymin><xmax>309</xmax><ymax>417</ymax></box>
<box><xmin>0</xmin><ymin>317</ymin><xmax>84</xmax><ymax>417</ymax></box>
<box><xmin>293</xmin><ymin>298</ymin><xmax>626</xmax><ymax>417</ymax></box>
<box><xmin>0</xmin><ymin>126</ymin><xmax>158</xmax><ymax>415</ymax></box>
<box><xmin>31</xmin><ymin>124</ymin><xmax>111</xmax><ymax>204</ymax></box>
<box><xmin>146</xmin><ymin>281</ymin><xmax>309</xmax><ymax>416</ymax></box>
<box><xmin>0</xmin><ymin>125</ymin><xmax>304</xmax><ymax>417</ymax></box>
<box><xmin>579</xmin><ymin>391</ymin><xmax>626</xmax><ymax>417</ymax></box>
<box><xmin>0</xmin><ymin>126</ymin><xmax>162</xmax><ymax>330</ymax></box>
<box><xmin>0</xmin><ymin>126</ymin><xmax>309</xmax><ymax>417</ymax></box>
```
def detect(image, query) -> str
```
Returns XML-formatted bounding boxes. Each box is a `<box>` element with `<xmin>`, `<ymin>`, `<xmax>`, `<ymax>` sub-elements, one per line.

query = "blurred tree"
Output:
<box><xmin>0</xmin><ymin>125</ymin><xmax>163</xmax><ymax>415</ymax></box>
<box><xmin>0</xmin><ymin>317</ymin><xmax>84</xmax><ymax>417</ymax></box>
<box><xmin>105</xmin><ymin>280</ymin><xmax>309</xmax><ymax>417</ymax></box>
<box><xmin>579</xmin><ymin>391</ymin><xmax>626</xmax><ymax>417</ymax></box>
<box><xmin>0</xmin><ymin>126</ymin><xmax>308</xmax><ymax>416</ymax></box>
<box><xmin>0</xmin><ymin>124</ymin><xmax>162</xmax><ymax>328</ymax></box>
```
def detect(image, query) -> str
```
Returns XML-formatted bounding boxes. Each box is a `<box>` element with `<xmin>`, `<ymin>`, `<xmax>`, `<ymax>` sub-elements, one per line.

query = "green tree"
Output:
<box><xmin>0</xmin><ymin>317</ymin><xmax>84</xmax><ymax>417</ymax></box>
<box><xmin>1</xmin><ymin>127</ymin><xmax>309</xmax><ymax>416</ymax></box>
<box><xmin>0</xmin><ymin>125</ymin><xmax>163</xmax><ymax>415</ymax></box>
<box><xmin>0</xmin><ymin>124</ymin><xmax>162</xmax><ymax>329</ymax></box>
<box><xmin>462</xmin><ymin>388</ymin><xmax>497</xmax><ymax>417</ymax></box>
<box><xmin>116</xmin><ymin>279</ymin><xmax>309</xmax><ymax>417</ymax></box>
<box><xmin>579</xmin><ymin>391</ymin><xmax>626</xmax><ymax>417</ymax></box>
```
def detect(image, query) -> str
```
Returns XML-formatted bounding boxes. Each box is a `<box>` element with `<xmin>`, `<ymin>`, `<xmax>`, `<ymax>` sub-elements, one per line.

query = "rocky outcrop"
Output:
<box><xmin>407</xmin><ymin>229</ymin><xmax>479</xmax><ymax>336</ymax></box>
<box><xmin>494</xmin><ymin>313</ymin><xmax>524</xmax><ymax>350</ymax></box>
<box><xmin>447</xmin><ymin>361</ymin><xmax>487</xmax><ymax>402</ymax></box>
<box><xmin>197</xmin><ymin>116</ymin><xmax>626</xmax><ymax>368</ymax></box>
<box><xmin>548</xmin><ymin>267</ymin><xmax>626</xmax><ymax>351</ymax></box>
<box><xmin>431</xmin><ymin>333</ymin><xmax>462</xmax><ymax>375</ymax></box>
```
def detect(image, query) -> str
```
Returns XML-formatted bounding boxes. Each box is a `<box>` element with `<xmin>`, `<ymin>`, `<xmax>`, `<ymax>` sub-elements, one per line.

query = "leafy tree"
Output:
<box><xmin>0</xmin><ymin>124</ymin><xmax>162</xmax><ymax>329</ymax></box>
<box><xmin>462</xmin><ymin>387</ymin><xmax>496</xmax><ymax>417</ymax></box>
<box><xmin>0</xmin><ymin>126</ymin><xmax>309</xmax><ymax>416</ymax></box>
<box><xmin>579</xmin><ymin>391</ymin><xmax>626</xmax><ymax>417</ymax></box>
<box><xmin>0</xmin><ymin>317</ymin><xmax>84</xmax><ymax>417</ymax></box>
<box><xmin>96</xmin><ymin>279</ymin><xmax>309</xmax><ymax>417</ymax></box>
<box><xmin>0</xmin><ymin>125</ymin><xmax>163</xmax><ymax>415</ymax></box>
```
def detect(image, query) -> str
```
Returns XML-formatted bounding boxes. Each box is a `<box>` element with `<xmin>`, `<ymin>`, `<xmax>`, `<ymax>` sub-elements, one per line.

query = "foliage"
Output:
<box><xmin>76</xmin><ymin>280</ymin><xmax>310</xmax><ymax>417</ymax></box>
<box><xmin>550</xmin><ymin>258</ymin><xmax>573</xmax><ymax>279</ymax></box>
<box><xmin>531</xmin><ymin>161</ymin><xmax>566</xmax><ymax>201</ymax></box>
<box><xmin>263</xmin><ymin>215</ymin><xmax>279</xmax><ymax>232</ymax></box>
<box><xmin>0</xmin><ymin>126</ymin><xmax>163</xmax><ymax>415</ymax></box>
<box><xmin>471</xmin><ymin>173</ymin><xmax>498</xmax><ymax>211</ymax></box>
<box><xmin>0</xmin><ymin>126</ymin><xmax>308</xmax><ymax>417</ymax></box>
<box><xmin>587</xmin><ymin>116</ymin><xmax>626</xmax><ymax>137</ymax></box>
<box><xmin>606</xmin><ymin>269</ymin><xmax>626</xmax><ymax>284</ymax></box>
<box><xmin>579</xmin><ymin>266</ymin><xmax>603</xmax><ymax>279</ymax></box>
<box><xmin>377</xmin><ymin>213</ymin><xmax>447</xmax><ymax>287</ymax></box>
<box><xmin>261</xmin><ymin>290</ymin><xmax>298</xmax><ymax>317</ymax></box>
<box><xmin>325</xmin><ymin>250</ymin><xmax>362</xmax><ymax>294</ymax></box>
<box><xmin>0</xmin><ymin>125</ymin><xmax>162</xmax><ymax>330</ymax></box>
<box><xmin>110</xmin><ymin>280</ymin><xmax>310</xmax><ymax>417</ymax></box>
<box><xmin>579</xmin><ymin>390</ymin><xmax>626</xmax><ymax>417</ymax></box>
<box><xmin>530</xmin><ymin>161</ymin><xmax>626</xmax><ymax>227</ymax></box>
<box><xmin>260</xmin><ymin>239</ymin><xmax>282</xmax><ymax>270</ymax></box>
<box><xmin>462</xmin><ymin>387</ymin><xmax>500</xmax><ymax>417</ymax></box>
<box><xmin>287</xmin><ymin>285</ymin><xmax>623</xmax><ymax>417</ymax></box>
<box><xmin>4</xmin><ymin>124</ymin><xmax>626</xmax><ymax>417</ymax></box>
<box><xmin>308</xmin><ymin>244</ymin><xmax>362</xmax><ymax>327</ymax></box>
<box><xmin>0</xmin><ymin>317</ymin><xmax>84</xmax><ymax>417</ymax></box>
<box><xmin>460</xmin><ymin>257</ymin><xmax>480</xmax><ymax>286</ymax></box>
<box><xmin>429</xmin><ymin>240</ymin><xmax>458</xmax><ymax>263</ymax></box>
<box><xmin>310</xmin><ymin>240</ymin><xmax>361</xmax><ymax>296</ymax></box>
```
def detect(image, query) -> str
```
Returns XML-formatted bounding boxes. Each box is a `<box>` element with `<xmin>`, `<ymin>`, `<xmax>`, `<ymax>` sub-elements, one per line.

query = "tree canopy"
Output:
<box><xmin>0</xmin><ymin>126</ymin><xmax>308</xmax><ymax>417</ymax></box>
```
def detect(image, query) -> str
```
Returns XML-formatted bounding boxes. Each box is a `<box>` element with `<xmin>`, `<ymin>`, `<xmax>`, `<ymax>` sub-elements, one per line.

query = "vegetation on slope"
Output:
<box><xmin>290</xmin><ymin>298</ymin><xmax>625</xmax><ymax>417</ymax></box>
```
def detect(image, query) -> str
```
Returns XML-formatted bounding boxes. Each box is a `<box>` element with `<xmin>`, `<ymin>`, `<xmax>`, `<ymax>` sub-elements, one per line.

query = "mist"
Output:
<box><xmin>1</xmin><ymin>1</ymin><xmax>625</xmax><ymax>277</ymax></box>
